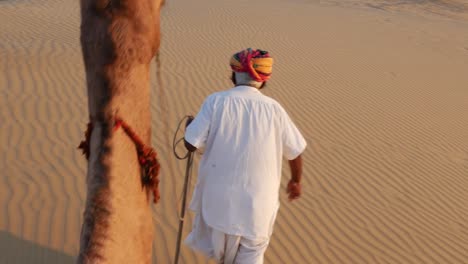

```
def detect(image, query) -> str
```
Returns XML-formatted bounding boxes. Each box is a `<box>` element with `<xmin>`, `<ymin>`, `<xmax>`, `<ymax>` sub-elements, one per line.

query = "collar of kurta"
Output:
<box><xmin>232</xmin><ymin>85</ymin><xmax>261</xmax><ymax>93</ymax></box>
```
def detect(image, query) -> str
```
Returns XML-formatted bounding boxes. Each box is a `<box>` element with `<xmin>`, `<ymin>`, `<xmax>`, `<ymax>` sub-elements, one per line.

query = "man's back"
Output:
<box><xmin>185</xmin><ymin>85</ymin><xmax>306</xmax><ymax>240</ymax></box>
<box><xmin>202</xmin><ymin>86</ymin><xmax>284</xmax><ymax>186</ymax></box>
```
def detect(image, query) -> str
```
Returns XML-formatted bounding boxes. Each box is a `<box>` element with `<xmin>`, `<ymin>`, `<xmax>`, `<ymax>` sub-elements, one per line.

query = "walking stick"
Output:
<box><xmin>174</xmin><ymin>116</ymin><xmax>195</xmax><ymax>264</ymax></box>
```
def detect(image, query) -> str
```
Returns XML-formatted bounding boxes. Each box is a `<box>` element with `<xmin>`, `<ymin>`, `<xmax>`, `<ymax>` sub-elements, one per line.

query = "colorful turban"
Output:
<box><xmin>230</xmin><ymin>48</ymin><xmax>274</xmax><ymax>82</ymax></box>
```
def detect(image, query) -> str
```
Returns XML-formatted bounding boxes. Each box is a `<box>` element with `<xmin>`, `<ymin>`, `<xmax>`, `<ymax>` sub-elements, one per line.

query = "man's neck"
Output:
<box><xmin>235</xmin><ymin>84</ymin><xmax>261</xmax><ymax>90</ymax></box>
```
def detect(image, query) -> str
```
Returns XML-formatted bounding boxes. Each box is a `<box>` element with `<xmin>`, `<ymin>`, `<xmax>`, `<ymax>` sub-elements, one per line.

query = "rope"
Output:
<box><xmin>78</xmin><ymin>118</ymin><xmax>161</xmax><ymax>204</ymax></box>
<box><xmin>172</xmin><ymin>115</ymin><xmax>194</xmax><ymax>160</ymax></box>
<box><xmin>172</xmin><ymin>115</ymin><xmax>195</xmax><ymax>264</ymax></box>
<box><xmin>172</xmin><ymin>116</ymin><xmax>195</xmax><ymax>217</ymax></box>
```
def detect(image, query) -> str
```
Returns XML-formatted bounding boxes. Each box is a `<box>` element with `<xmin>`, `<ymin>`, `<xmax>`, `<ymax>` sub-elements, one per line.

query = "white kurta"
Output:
<box><xmin>185</xmin><ymin>85</ymin><xmax>306</xmax><ymax>241</ymax></box>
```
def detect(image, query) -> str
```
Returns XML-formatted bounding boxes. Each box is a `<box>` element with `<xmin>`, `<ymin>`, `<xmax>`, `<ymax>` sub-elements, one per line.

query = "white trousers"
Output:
<box><xmin>211</xmin><ymin>228</ymin><xmax>269</xmax><ymax>264</ymax></box>
<box><xmin>185</xmin><ymin>213</ymin><xmax>269</xmax><ymax>264</ymax></box>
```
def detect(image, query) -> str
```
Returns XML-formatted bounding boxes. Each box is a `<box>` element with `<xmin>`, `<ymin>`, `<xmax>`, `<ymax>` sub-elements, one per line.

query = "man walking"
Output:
<box><xmin>184</xmin><ymin>48</ymin><xmax>307</xmax><ymax>264</ymax></box>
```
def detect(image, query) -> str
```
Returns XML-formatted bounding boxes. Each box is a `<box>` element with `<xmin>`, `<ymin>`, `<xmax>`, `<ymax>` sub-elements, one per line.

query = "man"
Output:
<box><xmin>184</xmin><ymin>48</ymin><xmax>306</xmax><ymax>264</ymax></box>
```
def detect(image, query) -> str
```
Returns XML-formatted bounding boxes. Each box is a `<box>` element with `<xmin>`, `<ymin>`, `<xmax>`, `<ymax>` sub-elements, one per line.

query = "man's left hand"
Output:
<box><xmin>287</xmin><ymin>180</ymin><xmax>301</xmax><ymax>201</ymax></box>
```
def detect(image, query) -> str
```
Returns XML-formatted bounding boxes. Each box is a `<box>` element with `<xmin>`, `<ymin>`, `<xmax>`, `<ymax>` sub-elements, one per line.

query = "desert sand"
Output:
<box><xmin>1</xmin><ymin>0</ymin><xmax>467</xmax><ymax>263</ymax></box>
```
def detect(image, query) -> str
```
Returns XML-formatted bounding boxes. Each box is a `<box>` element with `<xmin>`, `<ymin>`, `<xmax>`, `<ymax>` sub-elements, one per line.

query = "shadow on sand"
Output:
<box><xmin>0</xmin><ymin>231</ymin><xmax>75</xmax><ymax>264</ymax></box>
<box><xmin>365</xmin><ymin>0</ymin><xmax>467</xmax><ymax>13</ymax></box>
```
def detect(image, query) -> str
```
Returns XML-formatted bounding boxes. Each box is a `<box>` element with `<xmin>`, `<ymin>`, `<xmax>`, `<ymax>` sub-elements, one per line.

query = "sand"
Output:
<box><xmin>1</xmin><ymin>0</ymin><xmax>468</xmax><ymax>263</ymax></box>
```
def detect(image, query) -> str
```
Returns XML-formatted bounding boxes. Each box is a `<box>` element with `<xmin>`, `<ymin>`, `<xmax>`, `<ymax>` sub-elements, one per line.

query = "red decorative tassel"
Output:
<box><xmin>78</xmin><ymin>118</ymin><xmax>161</xmax><ymax>204</ymax></box>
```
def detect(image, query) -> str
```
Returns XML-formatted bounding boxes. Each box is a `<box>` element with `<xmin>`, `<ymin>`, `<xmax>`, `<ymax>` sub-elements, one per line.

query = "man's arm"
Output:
<box><xmin>287</xmin><ymin>155</ymin><xmax>303</xmax><ymax>201</ymax></box>
<box><xmin>184</xmin><ymin>116</ymin><xmax>197</xmax><ymax>152</ymax></box>
<box><xmin>184</xmin><ymin>97</ymin><xmax>212</xmax><ymax>151</ymax></box>
<box><xmin>281</xmin><ymin>108</ymin><xmax>306</xmax><ymax>201</ymax></box>
<box><xmin>289</xmin><ymin>155</ymin><xmax>302</xmax><ymax>183</ymax></box>
<box><xmin>184</xmin><ymin>140</ymin><xmax>197</xmax><ymax>152</ymax></box>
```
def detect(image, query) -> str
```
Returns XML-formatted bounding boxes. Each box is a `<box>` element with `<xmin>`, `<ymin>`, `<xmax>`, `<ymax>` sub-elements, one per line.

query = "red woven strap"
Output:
<box><xmin>115</xmin><ymin>118</ymin><xmax>161</xmax><ymax>203</ymax></box>
<box><xmin>78</xmin><ymin>119</ymin><xmax>161</xmax><ymax>204</ymax></box>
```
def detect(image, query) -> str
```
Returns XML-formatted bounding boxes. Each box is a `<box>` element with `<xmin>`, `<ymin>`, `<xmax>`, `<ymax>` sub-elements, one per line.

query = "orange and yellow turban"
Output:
<box><xmin>230</xmin><ymin>48</ymin><xmax>273</xmax><ymax>82</ymax></box>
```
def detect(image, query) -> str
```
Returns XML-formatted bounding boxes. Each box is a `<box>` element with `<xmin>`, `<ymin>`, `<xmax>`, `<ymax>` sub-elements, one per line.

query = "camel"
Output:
<box><xmin>77</xmin><ymin>0</ymin><xmax>164</xmax><ymax>263</ymax></box>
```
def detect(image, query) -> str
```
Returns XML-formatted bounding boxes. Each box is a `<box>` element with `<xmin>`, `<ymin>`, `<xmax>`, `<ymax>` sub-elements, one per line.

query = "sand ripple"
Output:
<box><xmin>1</xmin><ymin>0</ymin><xmax>467</xmax><ymax>263</ymax></box>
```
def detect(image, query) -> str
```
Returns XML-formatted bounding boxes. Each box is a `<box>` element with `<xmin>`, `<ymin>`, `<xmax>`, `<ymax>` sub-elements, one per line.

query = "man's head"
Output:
<box><xmin>230</xmin><ymin>48</ymin><xmax>273</xmax><ymax>89</ymax></box>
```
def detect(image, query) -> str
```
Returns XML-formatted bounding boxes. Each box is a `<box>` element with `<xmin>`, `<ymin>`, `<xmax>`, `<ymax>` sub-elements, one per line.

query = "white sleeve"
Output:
<box><xmin>185</xmin><ymin>97</ymin><xmax>213</xmax><ymax>149</ymax></box>
<box><xmin>282</xmin><ymin>109</ymin><xmax>307</xmax><ymax>160</ymax></box>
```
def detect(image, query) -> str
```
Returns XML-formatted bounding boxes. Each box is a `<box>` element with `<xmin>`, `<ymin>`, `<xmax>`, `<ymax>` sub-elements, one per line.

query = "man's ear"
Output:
<box><xmin>231</xmin><ymin>72</ymin><xmax>236</xmax><ymax>85</ymax></box>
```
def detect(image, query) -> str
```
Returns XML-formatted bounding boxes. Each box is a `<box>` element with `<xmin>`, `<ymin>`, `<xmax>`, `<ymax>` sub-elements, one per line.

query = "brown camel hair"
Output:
<box><xmin>78</xmin><ymin>0</ymin><xmax>164</xmax><ymax>263</ymax></box>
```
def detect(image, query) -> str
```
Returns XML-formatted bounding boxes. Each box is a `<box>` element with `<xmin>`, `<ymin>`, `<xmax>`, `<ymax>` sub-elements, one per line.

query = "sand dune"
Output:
<box><xmin>1</xmin><ymin>0</ymin><xmax>468</xmax><ymax>263</ymax></box>
<box><xmin>324</xmin><ymin>0</ymin><xmax>468</xmax><ymax>21</ymax></box>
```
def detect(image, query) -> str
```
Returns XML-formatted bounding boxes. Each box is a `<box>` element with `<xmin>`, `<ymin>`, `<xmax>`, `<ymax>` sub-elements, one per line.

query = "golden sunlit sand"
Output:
<box><xmin>1</xmin><ymin>0</ymin><xmax>467</xmax><ymax>263</ymax></box>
